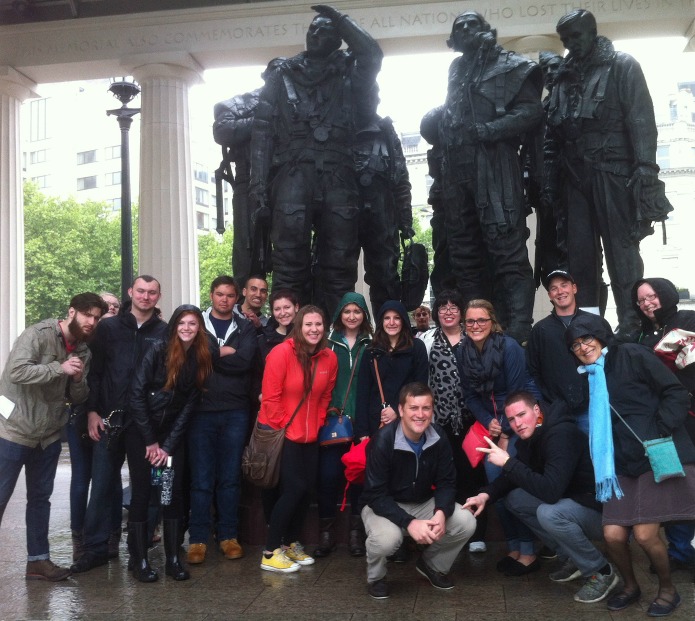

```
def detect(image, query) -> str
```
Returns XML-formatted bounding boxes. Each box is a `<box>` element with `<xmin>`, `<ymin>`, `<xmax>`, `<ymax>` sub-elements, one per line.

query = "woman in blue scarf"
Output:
<box><xmin>567</xmin><ymin>314</ymin><xmax>695</xmax><ymax>616</ymax></box>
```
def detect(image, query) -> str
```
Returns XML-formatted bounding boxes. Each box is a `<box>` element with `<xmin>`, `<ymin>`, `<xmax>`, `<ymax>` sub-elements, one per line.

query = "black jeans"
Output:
<box><xmin>265</xmin><ymin>439</ymin><xmax>318</xmax><ymax>550</ymax></box>
<box><xmin>125</xmin><ymin>425</ymin><xmax>185</xmax><ymax>523</ymax></box>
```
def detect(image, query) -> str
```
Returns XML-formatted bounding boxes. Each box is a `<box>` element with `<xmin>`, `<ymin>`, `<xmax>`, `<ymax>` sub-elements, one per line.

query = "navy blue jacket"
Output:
<box><xmin>362</xmin><ymin>420</ymin><xmax>456</xmax><ymax>528</ymax></box>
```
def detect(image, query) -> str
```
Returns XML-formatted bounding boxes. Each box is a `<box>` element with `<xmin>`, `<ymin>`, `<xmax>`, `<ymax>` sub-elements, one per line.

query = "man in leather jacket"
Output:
<box><xmin>249</xmin><ymin>4</ymin><xmax>382</xmax><ymax>317</ymax></box>
<box><xmin>71</xmin><ymin>275</ymin><xmax>167</xmax><ymax>573</ymax></box>
<box><xmin>435</xmin><ymin>11</ymin><xmax>543</xmax><ymax>344</ymax></box>
<box><xmin>544</xmin><ymin>9</ymin><xmax>668</xmax><ymax>339</ymax></box>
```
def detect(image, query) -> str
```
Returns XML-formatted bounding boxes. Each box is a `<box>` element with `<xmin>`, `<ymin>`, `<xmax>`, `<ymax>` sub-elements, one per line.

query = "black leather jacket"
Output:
<box><xmin>128</xmin><ymin>341</ymin><xmax>200</xmax><ymax>455</ymax></box>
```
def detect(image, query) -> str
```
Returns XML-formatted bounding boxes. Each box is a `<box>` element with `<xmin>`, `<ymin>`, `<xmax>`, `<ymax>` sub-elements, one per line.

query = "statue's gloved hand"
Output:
<box><xmin>473</xmin><ymin>122</ymin><xmax>492</xmax><ymax>142</ymax></box>
<box><xmin>400</xmin><ymin>225</ymin><xmax>416</xmax><ymax>240</ymax></box>
<box><xmin>312</xmin><ymin>5</ymin><xmax>342</xmax><ymax>21</ymax></box>
<box><xmin>475</xmin><ymin>31</ymin><xmax>496</xmax><ymax>51</ymax></box>
<box><xmin>626</xmin><ymin>164</ymin><xmax>658</xmax><ymax>190</ymax></box>
<box><xmin>249</xmin><ymin>188</ymin><xmax>271</xmax><ymax>227</ymax></box>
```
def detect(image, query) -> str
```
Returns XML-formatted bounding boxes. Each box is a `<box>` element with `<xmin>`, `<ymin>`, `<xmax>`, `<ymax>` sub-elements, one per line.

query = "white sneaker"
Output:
<box><xmin>468</xmin><ymin>541</ymin><xmax>487</xmax><ymax>553</ymax></box>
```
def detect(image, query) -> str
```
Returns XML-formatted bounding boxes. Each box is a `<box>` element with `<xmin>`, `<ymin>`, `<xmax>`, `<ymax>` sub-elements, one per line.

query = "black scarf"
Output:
<box><xmin>459</xmin><ymin>331</ymin><xmax>505</xmax><ymax>395</ymax></box>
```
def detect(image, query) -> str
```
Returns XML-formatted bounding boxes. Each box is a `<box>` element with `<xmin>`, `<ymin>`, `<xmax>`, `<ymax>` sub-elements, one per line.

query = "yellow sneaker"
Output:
<box><xmin>284</xmin><ymin>542</ymin><xmax>315</xmax><ymax>566</ymax></box>
<box><xmin>220</xmin><ymin>538</ymin><xmax>244</xmax><ymax>560</ymax></box>
<box><xmin>187</xmin><ymin>543</ymin><xmax>207</xmax><ymax>564</ymax></box>
<box><xmin>261</xmin><ymin>548</ymin><xmax>300</xmax><ymax>573</ymax></box>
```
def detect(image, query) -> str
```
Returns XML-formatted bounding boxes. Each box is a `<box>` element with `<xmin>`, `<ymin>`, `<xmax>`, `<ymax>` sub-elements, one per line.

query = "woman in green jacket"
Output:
<box><xmin>315</xmin><ymin>292</ymin><xmax>373</xmax><ymax>558</ymax></box>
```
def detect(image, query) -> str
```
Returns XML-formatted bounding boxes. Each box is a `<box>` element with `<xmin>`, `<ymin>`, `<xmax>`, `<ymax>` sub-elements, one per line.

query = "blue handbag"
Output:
<box><xmin>318</xmin><ymin>409</ymin><xmax>354</xmax><ymax>446</ymax></box>
<box><xmin>318</xmin><ymin>344</ymin><xmax>361</xmax><ymax>447</ymax></box>
<box><xmin>611</xmin><ymin>405</ymin><xmax>685</xmax><ymax>483</ymax></box>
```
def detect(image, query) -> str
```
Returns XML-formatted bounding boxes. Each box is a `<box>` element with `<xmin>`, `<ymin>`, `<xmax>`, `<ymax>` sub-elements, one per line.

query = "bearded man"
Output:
<box><xmin>0</xmin><ymin>292</ymin><xmax>107</xmax><ymax>581</ymax></box>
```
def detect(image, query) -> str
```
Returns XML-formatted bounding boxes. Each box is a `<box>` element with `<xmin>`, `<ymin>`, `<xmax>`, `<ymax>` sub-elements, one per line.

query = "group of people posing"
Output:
<box><xmin>1</xmin><ymin>267</ymin><xmax>694</xmax><ymax>619</ymax></box>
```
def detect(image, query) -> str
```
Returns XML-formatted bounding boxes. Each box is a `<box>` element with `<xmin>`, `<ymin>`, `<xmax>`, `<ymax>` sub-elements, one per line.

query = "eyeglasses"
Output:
<box><xmin>464</xmin><ymin>318</ymin><xmax>491</xmax><ymax>327</ymax></box>
<box><xmin>438</xmin><ymin>306</ymin><xmax>460</xmax><ymax>315</ymax></box>
<box><xmin>570</xmin><ymin>335</ymin><xmax>595</xmax><ymax>352</ymax></box>
<box><xmin>636</xmin><ymin>293</ymin><xmax>658</xmax><ymax>307</ymax></box>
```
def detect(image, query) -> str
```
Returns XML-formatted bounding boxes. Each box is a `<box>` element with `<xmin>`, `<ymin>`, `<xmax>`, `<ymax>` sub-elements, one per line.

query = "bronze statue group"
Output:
<box><xmin>0</xmin><ymin>6</ymin><xmax>691</xmax><ymax>619</ymax></box>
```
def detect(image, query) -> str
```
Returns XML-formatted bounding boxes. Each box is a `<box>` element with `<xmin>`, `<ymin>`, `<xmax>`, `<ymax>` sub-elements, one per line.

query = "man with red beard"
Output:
<box><xmin>0</xmin><ymin>292</ymin><xmax>107</xmax><ymax>581</ymax></box>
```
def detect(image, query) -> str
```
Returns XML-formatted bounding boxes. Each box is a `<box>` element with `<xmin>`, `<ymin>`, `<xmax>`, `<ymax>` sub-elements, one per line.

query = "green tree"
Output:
<box><xmin>23</xmin><ymin>182</ymin><xmax>137</xmax><ymax>324</ymax></box>
<box><xmin>197</xmin><ymin>227</ymin><xmax>233</xmax><ymax>307</ymax></box>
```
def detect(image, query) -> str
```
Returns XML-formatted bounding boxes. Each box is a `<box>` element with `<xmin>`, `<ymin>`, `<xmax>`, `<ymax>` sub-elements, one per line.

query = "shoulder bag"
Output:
<box><xmin>610</xmin><ymin>404</ymin><xmax>685</xmax><ymax>483</ymax></box>
<box><xmin>242</xmin><ymin>363</ymin><xmax>316</xmax><ymax>488</ymax></box>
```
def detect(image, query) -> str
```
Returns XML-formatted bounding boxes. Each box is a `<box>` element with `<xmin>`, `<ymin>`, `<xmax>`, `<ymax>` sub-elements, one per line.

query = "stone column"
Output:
<box><xmin>0</xmin><ymin>67</ymin><xmax>37</xmax><ymax>369</ymax></box>
<box><xmin>132</xmin><ymin>61</ymin><xmax>203</xmax><ymax>319</ymax></box>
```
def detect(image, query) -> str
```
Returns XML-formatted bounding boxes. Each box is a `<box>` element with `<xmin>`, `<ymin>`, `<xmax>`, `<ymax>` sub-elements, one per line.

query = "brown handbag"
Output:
<box><xmin>241</xmin><ymin>363</ymin><xmax>316</xmax><ymax>488</ymax></box>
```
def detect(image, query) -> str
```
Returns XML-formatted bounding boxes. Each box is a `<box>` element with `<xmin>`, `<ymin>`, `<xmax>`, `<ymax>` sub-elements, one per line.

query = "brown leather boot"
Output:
<box><xmin>71</xmin><ymin>530</ymin><xmax>84</xmax><ymax>562</ymax></box>
<box><xmin>313</xmin><ymin>518</ymin><xmax>336</xmax><ymax>558</ymax></box>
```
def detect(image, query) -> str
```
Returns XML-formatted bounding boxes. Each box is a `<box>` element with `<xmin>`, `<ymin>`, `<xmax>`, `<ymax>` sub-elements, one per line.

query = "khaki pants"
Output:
<box><xmin>362</xmin><ymin>499</ymin><xmax>476</xmax><ymax>583</ymax></box>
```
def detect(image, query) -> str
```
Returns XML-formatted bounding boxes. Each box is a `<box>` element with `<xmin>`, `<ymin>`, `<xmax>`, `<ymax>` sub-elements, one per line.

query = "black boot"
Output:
<box><xmin>313</xmin><ymin>518</ymin><xmax>336</xmax><ymax>558</ymax></box>
<box><xmin>108</xmin><ymin>528</ymin><xmax>121</xmax><ymax>559</ymax></box>
<box><xmin>348</xmin><ymin>515</ymin><xmax>366</xmax><ymax>557</ymax></box>
<box><xmin>128</xmin><ymin>521</ymin><xmax>158</xmax><ymax>582</ymax></box>
<box><xmin>164</xmin><ymin>519</ymin><xmax>190</xmax><ymax>581</ymax></box>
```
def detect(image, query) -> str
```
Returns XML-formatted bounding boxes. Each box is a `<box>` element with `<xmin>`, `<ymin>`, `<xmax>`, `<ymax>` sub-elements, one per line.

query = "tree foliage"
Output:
<box><xmin>197</xmin><ymin>226</ymin><xmax>234</xmax><ymax>306</ymax></box>
<box><xmin>23</xmin><ymin>182</ymin><xmax>137</xmax><ymax>324</ymax></box>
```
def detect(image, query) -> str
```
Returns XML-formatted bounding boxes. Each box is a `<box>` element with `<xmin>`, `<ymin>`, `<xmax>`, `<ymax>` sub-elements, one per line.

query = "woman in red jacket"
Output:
<box><xmin>258</xmin><ymin>305</ymin><xmax>338</xmax><ymax>573</ymax></box>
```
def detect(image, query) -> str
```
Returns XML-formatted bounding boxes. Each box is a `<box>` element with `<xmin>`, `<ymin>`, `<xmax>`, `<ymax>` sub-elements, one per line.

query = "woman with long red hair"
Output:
<box><xmin>127</xmin><ymin>304</ymin><xmax>213</xmax><ymax>582</ymax></box>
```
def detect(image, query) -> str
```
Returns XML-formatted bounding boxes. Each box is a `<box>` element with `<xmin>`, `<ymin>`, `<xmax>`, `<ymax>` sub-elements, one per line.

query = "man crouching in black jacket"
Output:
<box><xmin>463</xmin><ymin>391</ymin><xmax>617</xmax><ymax>604</ymax></box>
<box><xmin>361</xmin><ymin>382</ymin><xmax>476</xmax><ymax>599</ymax></box>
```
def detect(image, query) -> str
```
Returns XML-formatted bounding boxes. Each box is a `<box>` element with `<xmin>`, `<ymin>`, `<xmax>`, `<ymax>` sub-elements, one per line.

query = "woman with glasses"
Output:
<box><xmin>419</xmin><ymin>290</ymin><xmax>488</xmax><ymax>552</ymax></box>
<box><xmin>566</xmin><ymin>313</ymin><xmax>695</xmax><ymax>616</ymax></box>
<box><xmin>631</xmin><ymin>277</ymin><xmax>695</xmax><ymax>575</ymax></box>
<box><xmin>457</xmin><ymin>299</ymin><xmax>540</xmax><ymax>575</ymax></box>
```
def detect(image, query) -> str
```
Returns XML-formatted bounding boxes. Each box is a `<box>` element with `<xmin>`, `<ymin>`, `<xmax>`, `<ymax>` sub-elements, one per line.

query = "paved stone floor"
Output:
<box><xmin>1</xmin><ymin>449</ymin><xmax>694</xmax><ymax>620</ymax></box>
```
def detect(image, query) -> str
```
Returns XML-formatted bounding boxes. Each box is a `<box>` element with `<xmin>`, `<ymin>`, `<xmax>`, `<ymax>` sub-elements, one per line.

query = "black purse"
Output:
<box><xmin>103</xmin><ymin>408</ymin><xmax>127</xmax><ymax>450</ymax></box>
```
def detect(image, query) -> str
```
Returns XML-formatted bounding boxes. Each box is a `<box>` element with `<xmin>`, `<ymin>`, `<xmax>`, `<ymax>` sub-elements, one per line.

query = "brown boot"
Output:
<box><xmin>26</xmin><ymin>559</ymin><xmax>71</xmax><ymax>582</ymax></box>
<box><xmin>349</xmin><ymin>515</ymin><xmax>366</xmax><ymax>557</ymax></box>
<box><xmin>313</xmin><ymin>518</ymin><xmax>336</xmax><ymax>558</ymax></box>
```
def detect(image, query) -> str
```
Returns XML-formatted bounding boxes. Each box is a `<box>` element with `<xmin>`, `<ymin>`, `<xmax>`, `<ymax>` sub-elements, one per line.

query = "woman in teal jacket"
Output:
<box><xmin>315</xmin><ymin>292</ymin><xmax>373</xmax><ymax>558</ymax></box>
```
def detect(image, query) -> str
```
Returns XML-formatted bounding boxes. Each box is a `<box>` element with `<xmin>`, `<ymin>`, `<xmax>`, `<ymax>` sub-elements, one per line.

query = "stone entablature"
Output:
<box><xmin>0</xmin><ymin>0</ymin><xmax>692</xmax><ymax>83</ymax></box>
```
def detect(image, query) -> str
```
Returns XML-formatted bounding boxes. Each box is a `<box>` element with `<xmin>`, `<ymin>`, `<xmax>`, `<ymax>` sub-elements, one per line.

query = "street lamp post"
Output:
<box><xmin>107</xmin><ymin>77</ymin><xmax>140</xmax><ymax>302</ymax></box>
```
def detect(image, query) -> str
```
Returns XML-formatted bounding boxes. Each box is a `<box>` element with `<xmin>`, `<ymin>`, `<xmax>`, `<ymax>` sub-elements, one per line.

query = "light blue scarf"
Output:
<box><xmin>578</xmin><ymin>350</ymin><xmax>624</xmax><ymax>502</ymax></box>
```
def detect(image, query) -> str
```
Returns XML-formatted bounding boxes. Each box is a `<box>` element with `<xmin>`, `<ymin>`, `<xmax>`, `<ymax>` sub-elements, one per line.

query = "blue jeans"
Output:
<box><xmin>81</xmin><ymin>431</ymin><xmax>125</xmax><ymax>554</ymax></box>
<box><xmin>188</xmin><ymin>410</ymin><xmax>248</xmax><ymax>543</ymax></box>
<box><xmin>505</xmin><ymin>488</ymin><xmax>607</xmax><ymax>576</ymax></box>
<box><xmin>665</xmin><ymin>522</ymin><xmax>695</xmax><ymax>564</ymax></box>
<box><xmin>483</xmin><ymin>435</ymin><xmax>534</xmax><ymax>555</ymax></box>
<box><xmin>0</xmin><ymin>437</ymin><xmax>61</xmax><ymax>559</ymax></box>
<box><xmin>66</xmin><ymin>423</ymin><xmax>122</xmax><ymax>534</ymax></box>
